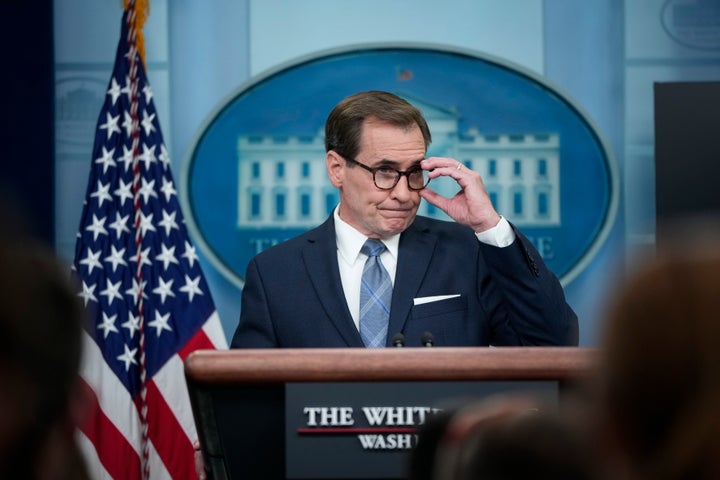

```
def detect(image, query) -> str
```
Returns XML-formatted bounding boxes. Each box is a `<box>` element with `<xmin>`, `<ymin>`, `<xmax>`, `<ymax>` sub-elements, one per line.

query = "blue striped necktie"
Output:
<box><xmin>359</xmin><ymin>239</ymin><xmax>392</xmax><ymax>348</ymax></box>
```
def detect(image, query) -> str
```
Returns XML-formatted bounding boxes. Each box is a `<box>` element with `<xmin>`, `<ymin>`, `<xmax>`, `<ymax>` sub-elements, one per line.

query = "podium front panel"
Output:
<box><xmin>185</xmin><ymin>347</ymin><xmax>594</xmax><ymax>480</ymax></box>
<box><xmin>286</xmin><ymin>381</ymin><xmax>557</xmax><ymax>479</ymax></box>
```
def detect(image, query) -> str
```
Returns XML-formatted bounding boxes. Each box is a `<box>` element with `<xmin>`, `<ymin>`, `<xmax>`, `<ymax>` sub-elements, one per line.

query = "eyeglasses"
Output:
<box><xmin>346</xmin><ymin>158</ymin><xmax>431</xmax><ymax>191</ymax></box>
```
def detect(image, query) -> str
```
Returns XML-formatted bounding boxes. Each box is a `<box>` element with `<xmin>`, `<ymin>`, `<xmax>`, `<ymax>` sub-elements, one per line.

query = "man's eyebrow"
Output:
<box><xmin>375</xmin><ymin>157</ymin><xmax>425</xmax><ymax>167</ymax></box>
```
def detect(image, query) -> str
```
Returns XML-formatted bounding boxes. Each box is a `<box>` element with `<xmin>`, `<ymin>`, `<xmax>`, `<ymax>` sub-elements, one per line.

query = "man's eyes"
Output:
<box><xmin>376</xmin><ymin>166</ymin><xmax>422</xmax><ymax>173</ymax></box>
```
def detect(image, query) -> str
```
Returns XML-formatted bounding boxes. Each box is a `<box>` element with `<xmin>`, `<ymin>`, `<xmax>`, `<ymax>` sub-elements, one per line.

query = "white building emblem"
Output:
<box><xmin>236</xmin><ymin>96</ymin><xmax>560</xmax><ymax>228</ymax></box>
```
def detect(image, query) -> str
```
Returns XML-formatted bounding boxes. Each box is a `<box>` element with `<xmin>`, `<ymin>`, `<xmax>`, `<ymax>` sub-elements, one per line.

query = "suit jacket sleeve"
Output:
<box><xmin>480</xmin><ymin>226</ymin><xmax>579</xmax><ymax>346</ymax></box>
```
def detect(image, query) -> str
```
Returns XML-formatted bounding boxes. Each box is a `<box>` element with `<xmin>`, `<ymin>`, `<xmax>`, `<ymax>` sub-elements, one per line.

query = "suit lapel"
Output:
<box><xmin>387</xmin><ymin>221</ymin><xmax>437</xmax><ymax>339</ymax></box>
<box><xmin>302</xmin><ymin>216</ymin><xmax>364</xmax><ymax>347</ymax></box>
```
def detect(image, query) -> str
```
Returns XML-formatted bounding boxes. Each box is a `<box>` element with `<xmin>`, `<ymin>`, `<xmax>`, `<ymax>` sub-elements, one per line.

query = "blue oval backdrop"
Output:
<box><xmin>181</xmin><ymin>44</ymin><xmax>618</xmax><ymax>288</ymax></box>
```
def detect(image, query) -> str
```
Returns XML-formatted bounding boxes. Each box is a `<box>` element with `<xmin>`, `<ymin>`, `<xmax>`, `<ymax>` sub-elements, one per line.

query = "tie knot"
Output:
<box><xmin>361</xmin><ymin>239</ymin><xmax>386</xmax><ymax>258</ymax></box>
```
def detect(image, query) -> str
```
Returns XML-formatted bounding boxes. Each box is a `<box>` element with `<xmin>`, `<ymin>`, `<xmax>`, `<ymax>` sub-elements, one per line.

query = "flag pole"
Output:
<box><xmin>124</xmin><ymin>2</ymin><xmax>151</xmax><ymax>478</ymax></box>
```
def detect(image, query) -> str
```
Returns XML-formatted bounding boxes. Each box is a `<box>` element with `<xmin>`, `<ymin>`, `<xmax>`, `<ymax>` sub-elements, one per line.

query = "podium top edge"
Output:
<box><xmin>184</xmin><ymin>347</ymin><xmax>598</xmax><ymax>384</ymax></box>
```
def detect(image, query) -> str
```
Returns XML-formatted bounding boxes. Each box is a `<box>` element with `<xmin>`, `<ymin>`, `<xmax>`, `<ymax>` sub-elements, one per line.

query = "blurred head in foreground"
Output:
<box><xmin>597</xmin><ymin>228</ymin><xmax>720</xmax><ymax>480</ymax></box>
<box><xmin>0</xmin><ymin>236</ymin><xmax>89</xmax><ymax>479</ymax></box>
<box><xmin>410</xmin><ymin>394</ymin><xmax>593</xmax><ymax>480</ymax></box>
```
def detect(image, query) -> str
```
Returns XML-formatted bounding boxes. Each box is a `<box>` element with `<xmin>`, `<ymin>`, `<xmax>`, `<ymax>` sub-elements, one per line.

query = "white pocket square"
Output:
<box><xmin>413</xmin><ymin>294</ymin><xmax>461</xmax><ymax>306</ymax></box>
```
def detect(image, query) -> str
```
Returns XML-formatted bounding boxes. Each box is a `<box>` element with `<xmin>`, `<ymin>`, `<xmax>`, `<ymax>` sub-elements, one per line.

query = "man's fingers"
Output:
<box><xmin>419</xmin><ymin>188</ymin><xmax>445</xmax><ymax>209</ymax></box>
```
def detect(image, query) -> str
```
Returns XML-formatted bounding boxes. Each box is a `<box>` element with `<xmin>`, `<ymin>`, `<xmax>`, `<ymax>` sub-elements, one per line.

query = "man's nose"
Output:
<box><xmin>389</xmin><ymin>174</ymin><xmax>413</xmax><ymax>200</ymax></box>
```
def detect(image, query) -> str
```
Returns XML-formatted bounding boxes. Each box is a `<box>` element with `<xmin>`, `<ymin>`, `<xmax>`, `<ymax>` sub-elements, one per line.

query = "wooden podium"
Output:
<box><xmin>185</xmin><ymin>347</ymin><xmax>595</xmax><ymax>480</ymax></box>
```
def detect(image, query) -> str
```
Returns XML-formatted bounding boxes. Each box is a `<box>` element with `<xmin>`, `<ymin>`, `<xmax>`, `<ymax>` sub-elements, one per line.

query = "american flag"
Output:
<box><xmin>72</xmin><ymin>3</ymin><xmax>226</xmax><ymax>478</ymax></box>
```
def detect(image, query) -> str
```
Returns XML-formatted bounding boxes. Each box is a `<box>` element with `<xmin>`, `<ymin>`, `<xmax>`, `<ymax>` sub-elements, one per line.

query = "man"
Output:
<box><xmin>231</xmin><ymin>90</ymin><xmax>578</xmax><ymax>348</ymax></box>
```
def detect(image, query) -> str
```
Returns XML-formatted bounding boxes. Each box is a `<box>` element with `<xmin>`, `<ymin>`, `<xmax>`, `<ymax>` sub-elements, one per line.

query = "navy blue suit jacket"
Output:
<box><xmin>231</xmin><ymin>215</ymin><xmax>578</xmax><ymax>348</ymax></box>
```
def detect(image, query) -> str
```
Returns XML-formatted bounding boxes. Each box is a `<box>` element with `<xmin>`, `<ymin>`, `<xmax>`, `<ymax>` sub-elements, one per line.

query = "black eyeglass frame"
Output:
<box><xmin>344</xmin><ymin>157</ymin><xmax>431</xmax><ymax>191</ymax></box>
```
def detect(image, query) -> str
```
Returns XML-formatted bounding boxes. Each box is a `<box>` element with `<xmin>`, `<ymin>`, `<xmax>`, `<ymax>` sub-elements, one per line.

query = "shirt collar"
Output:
<box><xmin>334</xmin><ymin>205</ymin><xmax>400</xmax><ymax>265</ymax></box>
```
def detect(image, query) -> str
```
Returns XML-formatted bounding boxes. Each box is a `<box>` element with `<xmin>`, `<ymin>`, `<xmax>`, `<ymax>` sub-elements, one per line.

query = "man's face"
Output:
<box><xmin>327</xmin><ymin>118</ymin><xmax>426</xmax><ymax>239</ymax></box>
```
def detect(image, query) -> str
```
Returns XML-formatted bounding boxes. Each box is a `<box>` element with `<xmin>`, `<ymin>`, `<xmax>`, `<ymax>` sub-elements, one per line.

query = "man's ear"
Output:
<box><xmin>326</xmin><ymin>151</ymin><xmax>344</xmax><ymax>188</ymax></box>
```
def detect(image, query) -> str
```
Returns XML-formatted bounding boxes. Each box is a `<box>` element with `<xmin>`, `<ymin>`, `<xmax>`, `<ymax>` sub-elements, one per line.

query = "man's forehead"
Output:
<box><xmin>358</xmin><ymin>123</ymin><xmax>426</xmax><ymax>158</ymax></box>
